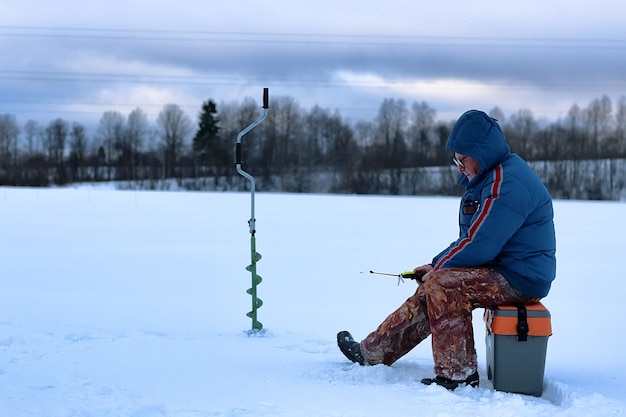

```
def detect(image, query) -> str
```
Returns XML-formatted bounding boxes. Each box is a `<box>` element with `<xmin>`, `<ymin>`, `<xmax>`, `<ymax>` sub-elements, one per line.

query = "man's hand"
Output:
<box><xmin>412</xmin><ymin>264</ymin><xmax>434</xmax><ymax>283</ymax></box>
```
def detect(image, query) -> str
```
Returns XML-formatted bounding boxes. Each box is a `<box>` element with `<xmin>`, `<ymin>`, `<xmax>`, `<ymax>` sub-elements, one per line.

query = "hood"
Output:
<box><xmin>446</xmin><ymin>110</ymin><xmax>510</xmax><ymax>177</ymax></box>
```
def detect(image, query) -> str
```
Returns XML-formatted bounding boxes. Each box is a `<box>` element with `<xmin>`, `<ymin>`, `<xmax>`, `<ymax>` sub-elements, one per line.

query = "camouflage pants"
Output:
<box><xmin>360</xmin><ymin>267</ymin><xmax>537</xmax><ymax>380</ymax></box>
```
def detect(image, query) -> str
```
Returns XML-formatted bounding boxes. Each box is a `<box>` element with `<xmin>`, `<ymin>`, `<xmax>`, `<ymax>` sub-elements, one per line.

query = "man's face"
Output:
<box><xmin>454</xmin><ymin>153</ymin><xmax>480</xmax><ymax>181</ymax></box>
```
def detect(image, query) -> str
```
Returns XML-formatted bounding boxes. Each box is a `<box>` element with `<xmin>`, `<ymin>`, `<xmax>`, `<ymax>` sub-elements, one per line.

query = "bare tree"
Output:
<box><xmin>157</xmin><ymin>104</ymin><xmax>193</xmax><ymax>179</ymax></box>
<box><xmin>0</xmin><ymin>114</ymin><xmax>20</xmax><ymax>183</ymax></box>
<box><xmin>352</xmin><ymin>119</ymin><xmax>381</xmax><ymax>194</ymax></box>
<box><xmin>126</xmin><ymin>108</ymin><xmax>149</xmax><ymax>180</ymax></box>
<box><xmin>615</xmin><ymin>96</ymin><xmax>626</xmax><ymax>157</ymax></box>
<box><xmin>505</xmin><ymin>109</ymin><xmax>538</xmax><ymax>159</ymax></box>
<box><xmin>584</xmin><ymin>95</ymin><xmax>613</xmax><ymax>158</ymax></box>
<box><xmin>324</xmin><ymin>110</ymin><xmax>359</xmax><ymax>192</ymax></box>
<box><xmin>96</xmin><ymin>111</ymin><xmax>126</xmax><ymax>180</ymax></box>
<box><xmin>408</xmin><ymin>101</ymin><xmax>437</xmax><ymax>165</ymax></box>
<box><xmin>302</xmin><ymin>106</ymin><xmax>355</xmax><ymax>191</ymax></box>
<box><xmin>20</xmin><ymin>120</ymin><xmax>47</xmax><ymax>185</ymax></box>
<box><xmin>354</xmin><ymin>120</ymin><xmax>376</xmax><ymax>148</ymax></box>
<box><xmin>69</xmin><ymin>122</ymin><xmax>88</xmax><ymax>182</ymax></box>
<box><xmin>563</xmin><ymin>104</ymin><xmax>584</xmax><ymax>158</ymax></box>
<box><xmin>489</xmin><ymin>106</ymin><xmax>506</xmax><ymax>124</ymax></box>
<box><xmin>302</xmin><ymin>105</ymin><xmax>328</xmax><ymax>169</ymax></box>
<box><xmin>261</xmin><ymin>96</ymin><xmax>302</xmax><ymax>178</ymax></box>
<box><xmin>375</xmin><ymin>98</ymin><xmax>408</xmax><ymax>167</ymax></box>
<box><xmin>375</xmin><ymin>98</ymin><xmax>408</xmax><ymax>193</ymax></box>
<box><xmin>23</xmin><ymin>120</ymin><xmax>44</xmax><ymax>157</ymax></box>
<box><xmin>45</xmin><ymin>118</ymin><xmax>69</xmax><ymax>184</ymax></box>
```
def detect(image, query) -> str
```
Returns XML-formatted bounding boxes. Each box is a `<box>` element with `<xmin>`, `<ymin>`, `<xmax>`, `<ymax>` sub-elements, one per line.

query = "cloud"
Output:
<box><xmin>1</xmin><ymin>1</ymin><xmax>626</xmax><ymax>125</ymax></box>
<box><xmin>63</xmin><ymin>85</ymin><xmax>198</xmax><ymax>121</ymax></box>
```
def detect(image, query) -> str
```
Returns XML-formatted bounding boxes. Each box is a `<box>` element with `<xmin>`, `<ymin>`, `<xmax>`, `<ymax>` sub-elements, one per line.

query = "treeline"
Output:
<box><xmin>0</xmin><ymin>94</ymin><xmax>625</xmax><ymax>200</ymax></box>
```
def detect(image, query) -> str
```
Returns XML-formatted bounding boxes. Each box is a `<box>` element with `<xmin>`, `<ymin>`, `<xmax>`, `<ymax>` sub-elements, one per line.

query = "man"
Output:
<box><xmin>337</xmin><ymin>109</ymin><xmax>556</xmax><ymax>390</ymax></box>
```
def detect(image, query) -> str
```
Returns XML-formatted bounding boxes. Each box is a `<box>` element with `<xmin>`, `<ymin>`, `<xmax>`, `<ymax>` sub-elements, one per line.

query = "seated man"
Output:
<box><xmin>338</xmin><ymin>110</ymin><xmax>556</xmax><ymax>390</ymax></box>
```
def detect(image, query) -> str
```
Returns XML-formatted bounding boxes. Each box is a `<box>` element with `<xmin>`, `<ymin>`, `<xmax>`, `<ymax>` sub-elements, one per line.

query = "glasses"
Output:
<box><xmin>452</xmin><ymin>155</ymin><xmax>468</xmax><ymax>168</ymax></box>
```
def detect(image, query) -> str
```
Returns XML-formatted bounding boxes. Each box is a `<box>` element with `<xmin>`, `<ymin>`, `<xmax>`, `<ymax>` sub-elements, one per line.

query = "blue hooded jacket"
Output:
<box><xmin>431</xmin><ymin>110</ymin><xmax>556</xmax><ymax>298</ymax></box>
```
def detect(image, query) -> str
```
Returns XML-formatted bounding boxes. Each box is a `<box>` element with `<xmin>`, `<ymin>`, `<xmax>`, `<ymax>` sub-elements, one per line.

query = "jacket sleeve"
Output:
<box><xmin>432</xmin><ymin>166</ymin><xmax>530</xmax><ymax>270</ymax></box>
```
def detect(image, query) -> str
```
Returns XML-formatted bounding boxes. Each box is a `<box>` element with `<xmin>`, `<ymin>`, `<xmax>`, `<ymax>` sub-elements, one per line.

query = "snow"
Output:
<box><xmin>1</xmin><ymin>186</ymin><xmax>625</xmax><ymax>417</ymax></box>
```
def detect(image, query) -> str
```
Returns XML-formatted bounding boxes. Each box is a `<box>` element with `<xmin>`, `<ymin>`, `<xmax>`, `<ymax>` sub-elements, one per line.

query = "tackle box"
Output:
<box><xmin>484</xmin><ymin>302</ymin><xmax>552</xmax><ymax>396</ymax></box>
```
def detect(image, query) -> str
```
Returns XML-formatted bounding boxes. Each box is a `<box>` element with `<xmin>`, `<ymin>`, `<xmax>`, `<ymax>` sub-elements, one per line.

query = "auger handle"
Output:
<box><xmin>263</xmin><ymin>88</ymin><xmax>269</xmax><ymax>109</ymax></box>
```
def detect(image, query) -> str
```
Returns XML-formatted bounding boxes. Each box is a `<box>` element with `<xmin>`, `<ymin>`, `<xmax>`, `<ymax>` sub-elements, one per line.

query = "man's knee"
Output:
<box><xmin>422</xmin><ymin>268</ymin><xmax>451</xmax><ymax>292</ymax></box>
<box><xmin>422</xmin><ymin>268</ymin><xmax>472</xmax><ymax>316</ymax></box>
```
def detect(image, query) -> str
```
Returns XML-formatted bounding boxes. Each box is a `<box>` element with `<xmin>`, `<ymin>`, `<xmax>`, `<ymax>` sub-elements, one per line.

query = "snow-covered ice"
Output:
<box><xmin>1</xmin><ymin>187</ymin><xmax>625</xmax><ymax>416</ymax></box>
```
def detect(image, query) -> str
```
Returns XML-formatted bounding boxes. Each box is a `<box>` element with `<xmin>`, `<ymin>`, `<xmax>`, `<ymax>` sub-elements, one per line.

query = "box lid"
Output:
<box><xmin>485</xmin><ymin>302</ymin><xmax>552</xmax><ymax>337</ymax></box>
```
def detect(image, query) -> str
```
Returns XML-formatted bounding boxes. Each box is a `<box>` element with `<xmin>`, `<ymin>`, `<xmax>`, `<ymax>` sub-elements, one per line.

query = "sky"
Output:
<box><xmin>1</xmin><ymin>0</ymin><xmax>626</xmax><ymax>130</ymax></box>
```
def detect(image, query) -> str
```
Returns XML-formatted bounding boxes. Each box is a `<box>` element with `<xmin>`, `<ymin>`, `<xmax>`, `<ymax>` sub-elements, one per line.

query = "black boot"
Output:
<box><xmin>337</xmin><ymin>331</ymin><xmax>365</xmax><ymax>365</ymax></box>
<box><xmin>421</xmin><ymin>372</ymin><xmax>479</xmax><ymax>390</ymax></box>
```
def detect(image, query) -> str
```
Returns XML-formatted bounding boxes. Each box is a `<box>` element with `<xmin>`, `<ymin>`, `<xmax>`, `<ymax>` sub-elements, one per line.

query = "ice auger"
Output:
<box><xmin>235</xmin><ymin>88</ymin><xmax>269</xmax><ymax>331</ymax></box>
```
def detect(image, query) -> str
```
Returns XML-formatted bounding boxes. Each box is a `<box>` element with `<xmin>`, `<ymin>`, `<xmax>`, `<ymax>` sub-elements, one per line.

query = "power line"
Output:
<box><xmin>1</xmin><ymin>25</ymin><xmax>626</xmax><ymax>49</ymax></box>
<box><xmin>0</xmin><ymin>99</ymin><xmax>379</xmax><ymax>120</ymax></box>
<box><xmin>1</xmin><ymin>70</ymin><xmax>625</xmax><ymax>91</ymax></box>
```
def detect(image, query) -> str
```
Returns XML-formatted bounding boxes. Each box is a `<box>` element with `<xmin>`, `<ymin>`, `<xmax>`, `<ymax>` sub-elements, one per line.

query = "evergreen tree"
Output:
<box><xmin>192</xmin><ymin>100</ymin><xmax>222</xmax><ymax>174</ymax></box>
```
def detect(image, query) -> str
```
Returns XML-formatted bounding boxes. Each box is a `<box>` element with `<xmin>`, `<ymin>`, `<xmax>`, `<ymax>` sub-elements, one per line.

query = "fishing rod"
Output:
<box><xmin>366</xmin><ymin>269</ymin><xmax>423</xmax><ymax>286</ymax></box>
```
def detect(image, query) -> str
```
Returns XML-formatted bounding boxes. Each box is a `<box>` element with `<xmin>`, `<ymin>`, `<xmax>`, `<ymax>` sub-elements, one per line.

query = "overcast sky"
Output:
<box><xmin>2</xmin><ymin>0</ymin><xmax>626</xmax><ymax>130</ymax></box>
